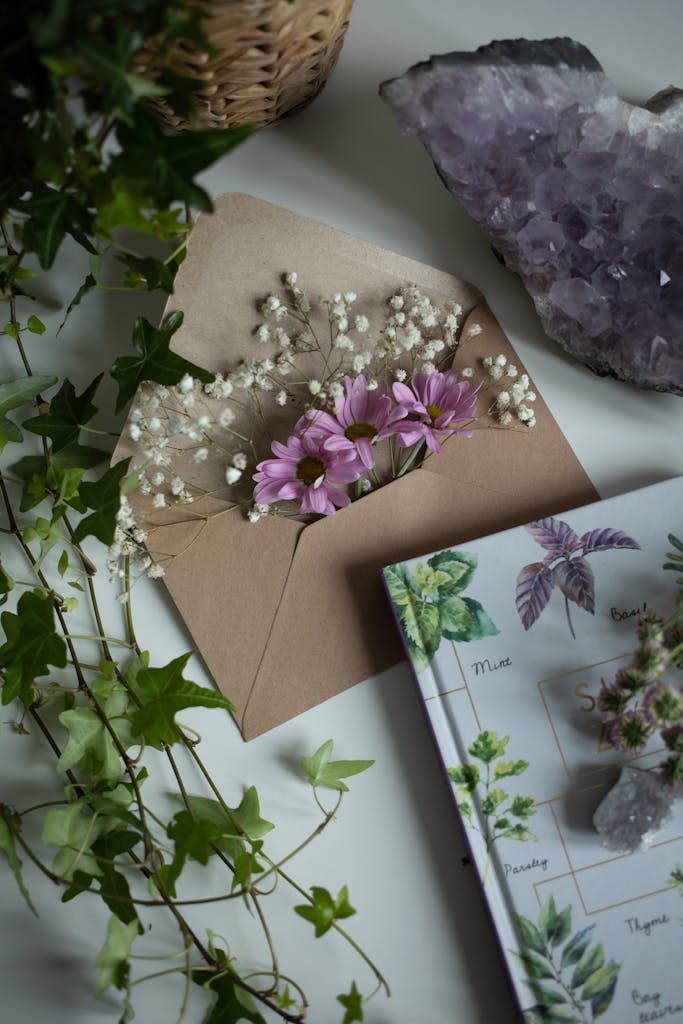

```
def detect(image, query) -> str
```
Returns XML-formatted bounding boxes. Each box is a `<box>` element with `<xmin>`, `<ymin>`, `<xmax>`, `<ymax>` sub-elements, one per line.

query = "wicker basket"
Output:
<box><xmin>139</xmin><ymin>0</ymin><xmax>356</xmax><ymax>131</ymax></box>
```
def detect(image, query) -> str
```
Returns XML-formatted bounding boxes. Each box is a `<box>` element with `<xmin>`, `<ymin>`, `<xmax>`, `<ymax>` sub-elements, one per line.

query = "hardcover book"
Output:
<box><xmin>383</xmin><ymin>476</ymin><xmax>683</xmax><ymax>1023</ymax></box>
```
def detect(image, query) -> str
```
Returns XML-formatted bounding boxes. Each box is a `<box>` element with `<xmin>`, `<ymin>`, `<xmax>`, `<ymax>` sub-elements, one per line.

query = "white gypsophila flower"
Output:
<box><xmin>432</xmin><ymin>339</ymin><xmax>445</xmax><ymax>353</ymax></box>
<box><xmin>180</xmin><ymin>392</ymin><xmax>195</xmax><ymax>409</ymax></box>
<box><xmin>467</xmin><ymin>323</ymin><xmax>484</xmax><ymax>338</ymax></box>
<box><xmin>232</xmin><ymin>452</ymin><xmax>248</xmax><ymax>470</ymax></box>
<box><xmin>496</xmin><ymin>391</ymin><xmax>511</xmax><ymax>409</ymax></box>
<box><xmin>460</xmin><ymin>367</ymin><xmax>474</xmax><ymax>378</ymax></box>
<box><xmin>329</xmin><ymin>381</ymin><xmax>344</xmax><ymax>398</ymax></box>
<box><xmin>527</xmin><ymin>415</ymin><xmax>537</xmax><ymax>428</ymax></box>
<box><xmin>152</xmin><ymin>493</ymin><xmax>166</xmax><ymax>509</ymax></box>
<box><xmin>445</xmin><ymin>300</ymin><xmax>463</xmax><ymax>316</ymax></box>
<box><xmin>526</xmin><ymin>391</ymin><xmax>537</xmax><ymax>403</ymax></box>
<box><xmin>284</xmin><ymin>271</ymin><xmax>298</xmax><ymax>287</ymax></box>
<box><xmin>274</xmin><ymin>328</ymin><xmax>290</xmax><ymax>348</ymax></box>
<box><xmin>489</xmin><ymin>365</ymin><xmax>504</xmax><ymax>382</ymax></box>
<box><xmin>178</xmin><ymin>373</ymin><xmax>194</xmax><ymax>393</ymax></box>
<box><xmin>151</xmin><ymin>472</ymin><xmax>165</xmax><ymax>487</ymax></box>
<box><xmin>197</xmin><ymin>414</ymin><xmax>212</xmax><ymax>431</ymax></box>
<box><xmin>130</xmin><ymin>406</ymin><xmax>144</xmax><ymax>422</ymax></box>
<box><xmin>499</xmin><ymin>411</ymin><xmax>514</xmax><ymax>427</ymax></box>
<box><xmin>256</xmin><ymin>325</ymin><xmax>270</xmax><ymax>343</ymax></box>
<box><xmin>482</xmin><ymin>356</ymin><xmax>493</xmax><ymax>368</ymax></box>
<box><xmin>422</xmin><ymin>361</ymin><xmax>436</xmax><ymax>374</ymax></box>
<box><xmin>394</xmin><ymin>368</ymin><xmax>407</xmax><ymax>382</ymax></box>
<box><xmin>170</xmin><ymin>476</ymin><xmax>185</xmax><ymax>496</ymax></box>
<box><xmin>334</xmin><ymin>333</ymin><xmax>354</xmax><ymax>350</ymax></box>
<box><xmin>384</xmin><ymin>326</ymin><xmax>397</xmax><ymax>342</ymax></box>
<box><xmin>354</xmin><ymin>315</ymin><xmax>369</xmax><ymax>333</ymax></box>
<box><xmin>506</xmin><ymin>364</ymin><xmax>518</xmax><ymax>378</ymax></box>
<box><xmin>218</xmin><ymin>407</ymin><xmax>235</xmax><ymax>428</ymax></box>
<box><xmin>366</xmin><ymin>379</ymin><xmax>379</xmax><ymax>390</ymax></box>
<box><xmin>148</xmin><ymin>563</ymin><xmax>165</xmax><ymax>579</ymax></box>
<box><xmin>247</xmin><ymin>509</ymin><xmax>261</xmax><ymax>523</ymax></box>
<box><xmin>116</xmin><ymin>592</ymin><xmax>130</xmax><ymax>605</ymax></box>
<box><xmin>517</xmin><ymin>405</ymin><xmax>533</xmax><ymax>422</ymax></box>
<box><xmin>193</xmin><ymin>447</ymin><xmax>209</xmax><ymax>463</ymax></box>
<box><xmin>343</xmin><ymin>291</ymin><xmax>357</xmax><ymax>305</ymax></box>
<box><xmin>147</xmin><ymin>416</ymin><xmax>162</xmax><ymax>433</ymax></box>
<box><xmin>276</xmin><ymin>390</ymin><xmax>287</xmax><ymax>407</ymax></box>
<box><xmin>139</xmin><ymin>478</ymin><xmax>152</xmax><ymax>495</ymax></box>
<box><xmin>263</xmin><ymin>295</ymin><xmax>280</xmax><ymax>313</ymax></box>
<box><xmin>274</xmin><ymin>306</ymin><xmax>288</xmax><ymax>322</ymax></box>
<box><xmin>256</xmin><ymin>503</ymin><xmax>270</xmax><ymax>514</ymax></box>
<box><xmin>510</xmin><ymin>382</ymin><xmax>526</xmax><ymax>405</ymax></box>
<box><xmin>421</xmin><ymin>311</ymin><xmax>437</xmax><ymax>328</ymax></box>
<box><xmin>519</xmin><ymin>374</ymin><xmax>530</xmax><ymax>389</ymax></box>
<box><xmin>309</xmin><ymin>380</ymin><xmax>322</xmax><ymax>396</ymax></box>
<box><xmin>226</xmin><ymin>466</ymin><xmax>242</xmax><ymax>485</ymax></box>
<box><xmin>360</xmin><ymin>478</ymin><xmax>372</xmax><ymax>494</ymax></box>
<box><xmin>494</xmin><ymin>353</ymin><xmax>507</xmax><ymax>367</ymax></box>
<box><xmin>389</xmin><ymin>295</ymin><xmax>404</xmax><ymax>311</ymax></box>
<box><xmin>445</xmin><ymin>313</ymin><xmax>460</xmax><ymax>332</ymax></box>
<box><xmin>128</xmin><ymin>422</ymin><xmax>142</xmax><ymax>441</ymax></box>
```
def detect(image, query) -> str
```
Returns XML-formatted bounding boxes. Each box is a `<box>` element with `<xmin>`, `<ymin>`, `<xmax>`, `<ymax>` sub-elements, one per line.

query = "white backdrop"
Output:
<box><xmin>2</xmin><ymin>2</ymin><xmax>682</xmax><ymax>1022</ymax></box>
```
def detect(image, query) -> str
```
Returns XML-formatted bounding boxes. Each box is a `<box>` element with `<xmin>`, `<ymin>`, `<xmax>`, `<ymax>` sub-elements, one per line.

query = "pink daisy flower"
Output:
<box><xmin>392</xmin><ymin>369</ymin><xmax>479</xmax><ymax>454</ymax></box>
<box><xmin>302</xmin><ymin>375</ymin><xmax>407</xmax><ymax>470</ymax></box>
<box><xmin>253</xmin><ymin>433</ymin><xmax>360</xmax><ymax>515</ymax></box>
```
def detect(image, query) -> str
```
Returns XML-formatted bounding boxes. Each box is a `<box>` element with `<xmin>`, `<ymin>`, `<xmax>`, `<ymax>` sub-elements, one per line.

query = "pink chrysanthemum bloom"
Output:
<box><xmin>302</xmin><ymin>375</ymin><xmax>407</xmax><ymax>470</ymax></box>
<box><xmin>253</xmin><ymin>433</ymin><xmax>360</xmax><ymax>515</ymax></box>
<box><xmin>391</xmin><ymin>369</ymin><xmax>479</xmax><ymax>454</ymax></box>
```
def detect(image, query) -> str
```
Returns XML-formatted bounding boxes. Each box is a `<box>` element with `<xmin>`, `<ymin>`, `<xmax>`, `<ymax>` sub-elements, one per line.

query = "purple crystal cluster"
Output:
<box><xmin>381</xmin><ymin>39</ymin><xmax>683</xmax><ymax>394</ymax></box>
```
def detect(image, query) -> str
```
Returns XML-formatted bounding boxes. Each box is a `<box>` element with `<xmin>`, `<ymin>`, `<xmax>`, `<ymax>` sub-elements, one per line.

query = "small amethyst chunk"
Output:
<box><xmin>381</xmin><ymin>38</ymin><xmax>683</xmax><ymax>394</ymax></box>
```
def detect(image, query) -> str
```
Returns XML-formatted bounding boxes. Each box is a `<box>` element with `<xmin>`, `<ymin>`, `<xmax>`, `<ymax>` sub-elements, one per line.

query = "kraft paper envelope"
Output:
<box><xmin>116</xmin><ymin>194</ymin><xmax>597</xmax><ymax>740</ymax></box>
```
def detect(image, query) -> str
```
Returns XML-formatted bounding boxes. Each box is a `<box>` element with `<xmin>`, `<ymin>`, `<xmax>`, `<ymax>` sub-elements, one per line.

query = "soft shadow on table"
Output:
<box><xmin>373</xmin><ymin>662</ymin><xmax>521</xmax><ymax>1024</ymax></box>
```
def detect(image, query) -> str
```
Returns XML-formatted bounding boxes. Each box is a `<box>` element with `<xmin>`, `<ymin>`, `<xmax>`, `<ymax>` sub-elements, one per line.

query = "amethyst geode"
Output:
<box><xmin>381</xmin><ymin>38</ymin><xmax>683</xmax><ymax>394</ymax></box>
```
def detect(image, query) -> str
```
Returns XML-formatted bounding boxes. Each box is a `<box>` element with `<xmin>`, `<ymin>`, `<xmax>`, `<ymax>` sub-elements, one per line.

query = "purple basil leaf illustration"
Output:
<box><xmin>526</xmin><ymin>518</ymin><xmax>581</xmax><ymax>557</ymax></box>
<box><xmin>580</xmin><ymin>528</ymin><xmax>641</xmax><ymax>555</ymax></box>
<box><xmin>554</xmin><ymin>558</ymin><xmax>595</xmax><ymax>614</ymax></box>
<box><xmin>515</xmin><ymin>561</ymin><xmax>555</xmax><ymax>631</ymax></box>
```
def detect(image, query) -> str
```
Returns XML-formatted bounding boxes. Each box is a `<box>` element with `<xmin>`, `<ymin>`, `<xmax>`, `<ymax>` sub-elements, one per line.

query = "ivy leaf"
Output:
<box><xmin>23</xmin><ymin>374</ymin><xmax>102</xmax><ymax>452</ymax></box>
<box><xmin>229</xmin><ymin>787</ymin><xmax>275</xmax><ymax>840</ymax></box>
<box><xmin>42</xmin><ymin>802</ymin><xmax>104</xmax><ymax>881</ymax></box>
<box><xmin>295</xmin><ymin>885</ymin><xmax>356</xmax><ymax>937</ymax></box>
<box><xmin>192</xmin><ymin>971</ymin><xmax>266</xmax><ymax>1024</ymax></box>
<box><xmin>440</xmin><ymin>595</ymin><xmax>499</xmax><ymax>642</ymax></box>
<box><xmin>554</xmin><ymin>558</ymin><xmax>595</xmax><ymax>615</ymax></box>
<box><xmin>58</xmin><ymin>273</ymin><xmax>96</xmax><ymax>330</ymax></box>
<box><xmin>56</xmin><ymin>687</ymin><xmax>134</xmax><ymax>781</ymax></box>
<box><xmin>71</xmin><ymin>458</ymin><xmax>130</xmax><ymax>546</ymax></box>
<box><xmin>468</xmin><ymin>730</ymin><xmax>508</xmax><ymax>765</ymax></box>
<box><xmin>0</xmin><ymin>374</ymin><xmax>57</xmax><ymax>451</ymax></box>
<box><xmin>130</xmin><ymin>652</ymin><xmax>234</xmax><ymax>749</ymax></box>
<box><xmin>17</xmin><ymin>184</ymin><xmax>93</xmax><ymax>269</ymax></box>
<box><xmin>0</xmin><ymin>590</ymin><xmax>67</xmax><ymax>707</ymax></box>
<box><xmin>516</xmin><ymin>561</ymin><xmax>555</xmax><ymax>631</ymax></box>
<box><xmin>0</xmin><ymin>811</ymin><xmax>37</xmax><ymax>915</ymax></box>
<box><xmin>301</xmin><ymin>739</ymin><xmax>374</xmax><ymax>792</ymax></box>
<box><xmin>162</xmin><ymin>810</ymin><xmax>225</xmax><ymax>895</ymax></box>
<box><xmin>110</xmin><ymin>311</ymin><xmax>214</xmax><ymax>413</ymax></box>
<box><xmin>427</xmin><ymin>549</ymin><xmax>477</xmax><ymax>596</ymax></box>
<box><xmin>337</xmin><ymin>981</ymin><xmax>364</xmax><ymax>1023</ymax></box>
<box><xmin>95</xmin><ymin>915</ymin><xmax>138</xmax><ymax>995</ymax></box>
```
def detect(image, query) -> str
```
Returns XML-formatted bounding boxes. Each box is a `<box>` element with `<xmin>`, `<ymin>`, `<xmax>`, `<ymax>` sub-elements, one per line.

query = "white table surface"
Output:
<box><xmin>2</xmin><ymin>2</ymin><xmax>682</xmax><ymax>1022</ymax></box>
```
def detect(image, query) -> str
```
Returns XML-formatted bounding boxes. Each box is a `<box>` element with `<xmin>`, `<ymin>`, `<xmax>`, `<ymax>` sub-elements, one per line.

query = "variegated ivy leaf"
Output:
<box><xmin>301</xmin><ymin>739</ymin><xmax>374</xmax><ymax>792</ymax></box>
<box><xmin>95</xmin><ymin>915</ymin><xmax>139</xmax><ymax>995</ymax></box>
<box><xmin>41</xmin><ymin>802</ymin><xmax>106</xmax><ymax>881</ymax></box>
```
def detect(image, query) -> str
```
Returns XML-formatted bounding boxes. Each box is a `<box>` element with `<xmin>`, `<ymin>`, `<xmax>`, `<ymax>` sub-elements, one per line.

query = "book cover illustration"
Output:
<box><xmin>383</xmin><ymin>477</ymin><xmax>683</xmax><ymax>1024</ymax></box>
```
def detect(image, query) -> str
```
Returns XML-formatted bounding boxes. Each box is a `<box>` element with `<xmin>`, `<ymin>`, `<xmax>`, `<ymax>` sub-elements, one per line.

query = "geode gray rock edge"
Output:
<box><xmin>592</xmin><ymin>764</ymin><xmax>677</xmax><ymax>853</ymax></box>
<box><xmin>380</xmin><ymin>38</ymin><xmax>683</xmax><ymax>395</ymax></box>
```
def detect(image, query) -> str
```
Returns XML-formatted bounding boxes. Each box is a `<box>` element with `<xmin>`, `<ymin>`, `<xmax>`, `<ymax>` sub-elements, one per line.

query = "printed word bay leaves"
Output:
<box><xmin>295</xmin><ymin>884</ymin><xmax>356</xmax><ymax>937</ymax></box>
<box><xmin>301</xmin><ymin>739</ymin><xmax>374</xmax><ymax>792</ymax></box>
<box><xmin>129</xmin><ymin>652</ymin><xmax>234</xmax><ymax>749</ymax></box>
<box><xmin>385</xmin><ymin>550</ymin><xmax>498</xmax><ymax>672</ymax></box>
<box><xmin>514</xmin><ymin>896</ymin><xmax>620</xmax><ymax>1022</ymax></box>
<box><xmin>110</xmin><ymin>311</ymin><xmax>214</xmax><ymax>413</ymax></box>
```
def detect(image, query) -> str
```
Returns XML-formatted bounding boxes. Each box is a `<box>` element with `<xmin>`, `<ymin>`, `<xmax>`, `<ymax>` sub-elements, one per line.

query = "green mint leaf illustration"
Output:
<box><xmin>337</xmin><ymin>981</ymin><xmax>364</xmax><ymax>1023</ymax></box>
<box><xmin>0</xmin><ymin>589</ymin><xmax>67</xmax><ymax>707</ymax></box>
<box><xmin>110</xmin><ymin>311</ymin><xmax>214</xmax><ymax>413</ymax></box>
<box><xmin>427</xmin><ymin>549</ymin><xmax>477</xmax><ymax>595</ymax></box>
<box><xmin>440</xmin><ymin>595</ymin><xmax>499</xmax><ymax>642</ymax></box>
<box><xmin>129</xmin><ymin>653</ymin><xmax>234</xmax><ymax>749</ymax></box>
<box><xmin>413</xmin><ymin>561</ymin><xmax>451</xmax><ymax>596</ymax></box>
<box><xmin>295</xmin><ymin>884</ymin><xmax>356</xmax><ymax>937</ymax></box>
<box><xmin>301</xmin><ymin>739</ymin><xmax>374</xmax><ymax>792</ymax></box>
<box><xmin>23</xmin><ymin>374</ymin><xmax>102</xmax><ymax>452</ymax></box>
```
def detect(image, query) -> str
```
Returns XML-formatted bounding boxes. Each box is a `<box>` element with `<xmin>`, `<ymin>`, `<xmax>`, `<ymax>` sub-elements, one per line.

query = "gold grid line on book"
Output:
<box><xmin>423</xmin><ymin>641</ymin><xmax>483</xmax><ymax>732</ymax></box>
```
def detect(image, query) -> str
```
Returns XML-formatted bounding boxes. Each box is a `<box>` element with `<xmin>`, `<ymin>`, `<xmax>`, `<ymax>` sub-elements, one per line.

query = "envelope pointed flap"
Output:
<box><xmin>428</xmin><ymin>302</ymin><xmax>596</xmax><ymax>505</ymax></box>
<box><xmin>164</xmin><ymin>193</ymin><xmax>483</xmax><ymax>370</ymax></box>
<box><xmin>159</xmin><ymin>508</ymin><xmax>304</xmax><ymax>724</ymax></box>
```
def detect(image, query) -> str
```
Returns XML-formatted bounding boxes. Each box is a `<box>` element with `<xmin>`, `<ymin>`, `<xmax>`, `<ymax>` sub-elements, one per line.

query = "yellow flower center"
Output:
<box><xmin>344</xmin><ymin>422</ymin><xmax>377</xmax><ymax>442</ymax></box>
<box><xmin>425</xmin><ymin>403</ymin><xmax>444</xmax><ymax>422</ymax></box>
<box><xmin>296</xmin><ymin>456</ymin><xmax>325</xmax><ymax>486</ymax></box>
